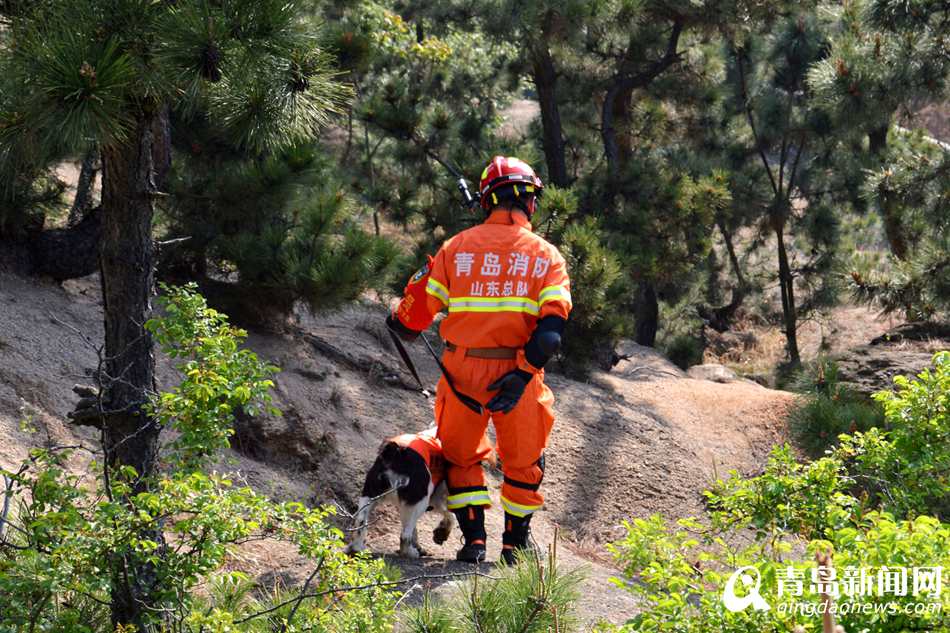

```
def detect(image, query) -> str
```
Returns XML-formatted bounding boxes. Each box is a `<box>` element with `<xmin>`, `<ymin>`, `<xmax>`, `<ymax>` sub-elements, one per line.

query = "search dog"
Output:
<box><xmin>345</xmin><ymin>428</ymin><xmax>495</xmax><ymax>558</ymax></box>
<box><xmin>345</xmin><ymin>428</ymin><xmax>453</xmax><ymax>558</ymax></box>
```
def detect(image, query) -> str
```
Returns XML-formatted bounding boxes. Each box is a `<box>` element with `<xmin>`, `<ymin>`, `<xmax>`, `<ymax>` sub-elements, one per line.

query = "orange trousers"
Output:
<box><xmin>435</xmin><ymin>346</ymin><xmax>555</xmax><ymax>517</ymax></box>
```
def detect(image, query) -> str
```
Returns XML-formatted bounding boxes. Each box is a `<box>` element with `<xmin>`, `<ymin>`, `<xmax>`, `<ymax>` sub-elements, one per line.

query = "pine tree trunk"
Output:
<box><xmin>99</xmin><ymin>112</ymin><xmax>164</xmax><ymax>632</ymax></box>
<box><xmin>869</xmin><ymin>125</ymin><xmax>909</xmax><ymax>260</ymax></box>
<box><xmin>698</xmin><ymin>219</ymin><xmax>749</xmax><ymax>332</ymax></box>
<box><xmin>634</xmin><ymin>281</ymin><xmax>659</xmax><ymax>347</ymax></box>
<box><xmin>719</xmin><ymin>219</ymin><xmax>747</xmax><ymax>295</ymax></box>
<box><xmin>531</xmin><ymin>46</ymin><xmax>568</xmax><ymax>188</ymax></box>
<box><xmin>67</xmin><ymin>148</ymin><xmax>99</xmax><ymax>227</ymax></box>
<box><xmin>774</xmin><ymin>225</ymin><xmax>800</xmax><ymax>366</ymax></box>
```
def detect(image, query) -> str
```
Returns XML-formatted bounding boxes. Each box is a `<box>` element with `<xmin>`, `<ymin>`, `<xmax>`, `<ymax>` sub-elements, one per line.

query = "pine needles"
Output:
<box><xmin>402</xmin><ymin>541</ymin><xmax>583</xmax><ymax>633</ymax></box>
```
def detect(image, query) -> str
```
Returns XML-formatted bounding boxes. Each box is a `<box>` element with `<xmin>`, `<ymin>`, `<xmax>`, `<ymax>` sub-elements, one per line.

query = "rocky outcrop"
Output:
<box><xmin>836</xmin><ymin>347</ymin><xmax>936</xmax><ymax>396</ymax></box>
<box><xmin>835</xmin><ymin>322</ymin><xmax>949</xmax><ymax>396</ymax></box>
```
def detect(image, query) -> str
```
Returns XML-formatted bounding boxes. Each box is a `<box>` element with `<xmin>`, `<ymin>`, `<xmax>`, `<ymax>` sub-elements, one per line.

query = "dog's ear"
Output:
<box><xmin>379</xmin><ymin>441</ymin><xmax>401</xmax><ymax>464</ymax></box>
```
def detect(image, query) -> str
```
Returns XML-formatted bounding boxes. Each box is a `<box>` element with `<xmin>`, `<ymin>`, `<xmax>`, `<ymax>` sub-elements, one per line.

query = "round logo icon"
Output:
<box><xmin>723</xmin><ymin>566</ymin><xmax>771</xmax><ymax>612</ymax></box>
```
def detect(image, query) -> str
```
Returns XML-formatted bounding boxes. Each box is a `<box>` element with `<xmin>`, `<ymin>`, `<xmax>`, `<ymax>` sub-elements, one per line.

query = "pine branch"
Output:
<box><xmin>732</xmin><ymin>43</ymin><xmax>779</xmax><ymax>197</ymax></box>
<box><xmin>601</xmin><ymin>18</ymin><xmax>684</xmax><ymax>176</ymax></box>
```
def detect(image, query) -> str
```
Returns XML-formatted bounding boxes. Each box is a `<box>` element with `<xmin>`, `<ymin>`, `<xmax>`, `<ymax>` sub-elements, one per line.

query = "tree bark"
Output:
<box><xmin>697</xmin><ymin>219</ymin><xmax>748</xmax><ymax>332</ymax></box>
<box><xmin>869</xmin><ymin>124</ymin><xmax>909</xmax><ymax>260</ymax></box>
<box><xmin>151</xmin><ymin>105</ymin><xmax>172</xmax><ymax>192</ymax></box>
<box><xmin>531</xmin><ymin>45</ymin><xmax>568</xmax><ymax>188</ymax></box>
<box><xmin>774</xmin><ymin>224</ymin><xmax>800</xmax><ymax>366</ymax></box>
<box><xmin>67</xmin><ymin>148</ymin><xmax>99</xmax><ymax>226</ymax></box>
<box><xmin>634</xmin><ymin>280</ymin><xmax>659</xmax><ymax>347</ymax></box>
<box><xmin>99</xmin><ymin>112</ymin><xmax>163</xmax><ymax>632</ymax></box>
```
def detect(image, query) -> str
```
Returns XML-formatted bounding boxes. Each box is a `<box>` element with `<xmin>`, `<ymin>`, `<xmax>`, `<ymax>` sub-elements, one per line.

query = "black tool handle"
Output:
<box><xmin>456</xmin><ymin>177</ymin><xmax>480</xmax><ymax>209</ymax></box>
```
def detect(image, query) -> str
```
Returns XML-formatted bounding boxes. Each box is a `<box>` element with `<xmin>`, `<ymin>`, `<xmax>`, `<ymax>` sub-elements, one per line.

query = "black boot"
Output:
<box><xmin>453</xmin><ymin>505</ymin><xmax>487</xmax><ymax>563</ymax></box>
<box><xmin>501</xmin><ymin>512</ymin><xmax>537</xmax><ymax>566</ymax></box>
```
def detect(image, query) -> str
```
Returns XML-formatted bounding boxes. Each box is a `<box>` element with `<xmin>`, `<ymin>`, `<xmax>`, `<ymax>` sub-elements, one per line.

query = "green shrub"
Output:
<box><xmin>839</xmin><ymin>350</ymin><xmax>950</xmax><ymax>520</ymax></box>
<box><xmin>789</xmin><ymin>395</ymin><xmax>885</xmax><ymax>457</ymax></box>
<box><xmin>664</xmin><ymin>334</ymin><xmax>705</xmax><ymax>370</ymax></box>
<box><xmin>0</xmin><ymin>286</ymin><xmax>395</xmax><ymax>632</ymax></box>
<box><xmin>788</xmin><ymin>357</ymin><xmax>885</xmax><ymax>456</ymax></box>
<box><xmin>606</xmin><ymin>513</ymin><xmax>950</xmax><ymax>633</ymax></box>
<box><xmin>606</xmin><ymin>351</ymin><xmax>950</xmax><ymax>632</ymax></box>
<box><xmin>534</xmin><ymin>188</ymin><xmax>633</xmax><ymax>376</ymax></box>
<box><xmin>705</xmin><ymin>444</ymin><xmax>856</xmax><ymax>540</ymax></box>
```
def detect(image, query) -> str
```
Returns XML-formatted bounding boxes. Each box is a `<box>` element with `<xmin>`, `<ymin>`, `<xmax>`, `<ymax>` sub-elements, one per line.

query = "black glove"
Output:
<box><xmin>386</xmin><ymin>313</ymin><xmax>421</xmax><ymax>342</ymax></box>
<box><xmin>486</xmin><ymin>369</ymin><xmax>533</xmax><ymax>414</ymax></box>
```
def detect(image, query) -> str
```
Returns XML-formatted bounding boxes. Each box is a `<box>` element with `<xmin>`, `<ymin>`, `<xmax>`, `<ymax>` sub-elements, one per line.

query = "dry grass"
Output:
<box><xmin>560</xmin><ymin>532</ymin><xmax>617</xmax><ymax>567</ymax></box>
<box><xmin>706</xmin><ymin>304</ymin><xmax>901</xmax><ymax>383</ymax></box>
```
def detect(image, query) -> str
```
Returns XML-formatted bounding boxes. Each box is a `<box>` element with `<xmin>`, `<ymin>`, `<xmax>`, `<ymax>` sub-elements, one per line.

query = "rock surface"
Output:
<box><xmin>687</xmin><ymin>363</ymin><xmax>740</xmax><ymax>383</ymax></box>
<box><xmin>835</xmin><ymin>322</ymin><xmax>949</xmax><ymax>396</ymax></box>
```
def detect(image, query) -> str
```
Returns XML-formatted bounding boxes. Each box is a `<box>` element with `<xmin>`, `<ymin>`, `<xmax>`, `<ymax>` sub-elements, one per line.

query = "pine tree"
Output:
<box><xmin>556</xmin><ymin>2</ymin><xmax>758</xmax><ymax>347</ymax></box>
<box><xmin>466</xmin><ymin>0</ymin><xmax>596</xmax><ymax>188</ymax></box>
<box><xmin>161</xmin><ymin>114</ymin><xmax>397</xmax><ymax>327</ymax></box>
<box><xmin>849</xmin><ymin>132</ymin><xmax>950</xmax><ymax>320</ymax></box>
<box><xmin>808</xmin><ymin>0</ymin><xmax>950</xmax><ymax>260</ymax></box>
<box><xmin>719</xmin><ymin>11</ymin><xmax>849</xmax><ymax>366</ymax></box>
<box><xmin>808</xmin><ymin>0</ymin><xmax>950</xmax><ymax>319</ymax></box>
<box><xmin>326</xmin><ymin>1</ymin><xmax>525</xmax><ymax>270</ymax></box>
<box><xmin>0</xmin><ymin>2</ymin><xmax>348</xmax><ymax>630</ymax></box>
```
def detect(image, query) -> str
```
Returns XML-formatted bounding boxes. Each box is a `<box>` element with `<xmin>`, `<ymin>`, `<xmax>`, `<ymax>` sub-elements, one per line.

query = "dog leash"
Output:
<box><xmin>386</xmin><ymin>325</ymin><xmax>484</xmax><ymax>415</ymax></box>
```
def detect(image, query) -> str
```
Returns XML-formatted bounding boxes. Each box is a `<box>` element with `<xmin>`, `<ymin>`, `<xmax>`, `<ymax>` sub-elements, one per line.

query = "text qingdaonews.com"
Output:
<box><xmin>777</xmin><ymin>601</ymin><xmax>944</xmax><ymax>617</ymax></box>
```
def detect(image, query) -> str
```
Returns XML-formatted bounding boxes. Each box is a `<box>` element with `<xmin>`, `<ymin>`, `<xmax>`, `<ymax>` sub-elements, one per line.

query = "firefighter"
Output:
<box><xmin>387</xmin><ymin>156</ymin><xmax>572</xmax><ymax>564</ymax></box>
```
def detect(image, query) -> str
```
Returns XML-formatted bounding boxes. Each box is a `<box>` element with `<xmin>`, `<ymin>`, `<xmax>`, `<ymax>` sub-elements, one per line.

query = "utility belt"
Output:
<box><xmin>444</xmin><ymin>341</ymin><xmax>517</xmax><ymax>359</ymax></box>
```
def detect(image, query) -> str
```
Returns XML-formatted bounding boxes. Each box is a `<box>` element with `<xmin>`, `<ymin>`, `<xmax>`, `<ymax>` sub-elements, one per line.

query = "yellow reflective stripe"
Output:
<box><xmin>450</xmin><ymin>296</ymin><xmax>540</xmax><ymax>307</ymax></box>
<box><xmin>449</xmin><ymin>306</ymin><xmax>540</xmax><ymax>315</ymax></box>
<box><xmin>501</xmin><ymin>496</ymin><xmax>542</xmax><ymax>517</ymax></box>
<box><xmin>428</xmin><ymin>277</ymin><xmax>449</xmax><ymax>297</ymax></box>
<box><xmin>448</xmin><ymin>296</ymin><xmax>540</xmax><ymax>315</ymax></box>
<box><xmin>448</xmin><ymin>490</ymin><xmax>490</xmax><ymax>501</ymax></box>
<box><xmin>538</xmin><ymin>285</ymin><xmax>571</xmax><ymax>305</ymax></box>
<box><xmin>425</xmin><ymin>278</ymin><xmax>449</xmax><ymax>304</ymax></box>
<box><xmin>447</xmin><ymin>492</ymin><xmax>492</xmax><ymax>509</ymax></box>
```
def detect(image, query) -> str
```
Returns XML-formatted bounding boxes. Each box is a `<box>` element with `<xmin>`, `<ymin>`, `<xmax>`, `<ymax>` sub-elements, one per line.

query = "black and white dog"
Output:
<box><xmin>345</xmin><ymin>429</ymin><xmax>454</xmax><ymax>558</ymax></box>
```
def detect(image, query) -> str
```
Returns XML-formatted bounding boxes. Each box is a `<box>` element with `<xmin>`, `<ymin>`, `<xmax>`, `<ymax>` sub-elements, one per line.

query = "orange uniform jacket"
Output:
<box><xmin>413</xmin><ymin>209</ymin><xmax>571</xmax><ymax>348</ymax></box>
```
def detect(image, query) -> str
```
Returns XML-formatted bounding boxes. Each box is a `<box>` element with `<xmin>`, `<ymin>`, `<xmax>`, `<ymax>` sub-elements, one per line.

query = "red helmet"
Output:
<box><xmin>478</xmin><ymin>156</ymin><xmax>543</xmax><ymax>211</ymax></box>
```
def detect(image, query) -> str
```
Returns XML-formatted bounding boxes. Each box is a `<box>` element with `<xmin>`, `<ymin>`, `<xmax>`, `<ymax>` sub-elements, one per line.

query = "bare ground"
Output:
<box><xmin>0</xmin><ymin>272</ymin><xmax>795</xmax><ymax>626</ymax></box>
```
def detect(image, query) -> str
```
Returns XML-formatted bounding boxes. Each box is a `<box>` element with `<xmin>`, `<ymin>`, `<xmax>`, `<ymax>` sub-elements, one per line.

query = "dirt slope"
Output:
<box><xmin>0</xmin><ymin>272</ymin><xmax>794</xmax><ymax>625</ymax></box>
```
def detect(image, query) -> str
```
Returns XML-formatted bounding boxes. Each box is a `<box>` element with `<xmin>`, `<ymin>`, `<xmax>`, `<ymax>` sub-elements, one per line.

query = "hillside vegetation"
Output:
<box><xmin>0</xmin><ymin>0</ymin><xmax>947</xmax><ymax>631</ymax></box>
